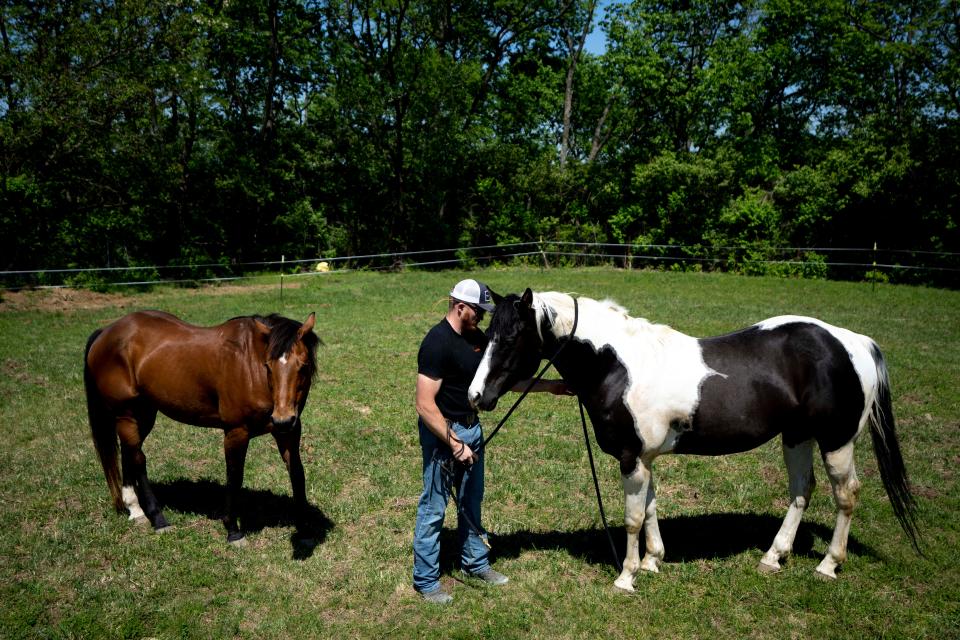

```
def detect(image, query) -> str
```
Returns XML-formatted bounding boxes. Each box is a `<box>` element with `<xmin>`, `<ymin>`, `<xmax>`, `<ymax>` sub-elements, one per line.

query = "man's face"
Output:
<box><xmin>458</xmin><ymin>301</ymin><xmax>485</xmax><ymax>331</ymax></box>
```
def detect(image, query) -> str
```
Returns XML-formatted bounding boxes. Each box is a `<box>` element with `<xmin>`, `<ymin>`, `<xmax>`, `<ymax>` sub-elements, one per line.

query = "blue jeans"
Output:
<box><xmin>412</xmin><ymin>417</ymin><xmax>489</xmax><ymax>593</ymax></box>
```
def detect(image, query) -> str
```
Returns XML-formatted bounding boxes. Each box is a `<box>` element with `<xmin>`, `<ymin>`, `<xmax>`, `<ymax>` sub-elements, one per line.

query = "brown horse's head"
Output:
<box><xmin>255</xmin><ymin>312</ymin><xmax>319</xmax><ymax>432</ymax></box>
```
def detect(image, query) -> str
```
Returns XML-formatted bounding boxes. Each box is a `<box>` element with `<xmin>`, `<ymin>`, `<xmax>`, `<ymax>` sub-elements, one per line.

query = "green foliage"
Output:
<box><xmin>613</xmin><ymin>151</ymin><xmax>734</xmax><ymax>247</ymax></box>
<box><xmin>274</xmin><ymin>199</ymin><xmax>332</xmax><ymax>259</ymax></box>
<box><xmin>0</xmin><ymin>0</ymin><xmax>956</xmax><ymax>286</ymax></box>
<box><xmin>865</xmin><ymin>268</ymin><xmax>891</xmax><ymax>285</ymax></box>
<box><xmin>717</xmin><ymin>188</ymin><xmax>781</xmax><ymax>244</ymax></box>
<box><xmin>772</xmin><ymin>166</ymin><xmax>837</xmax><ymax>245</ymax></box>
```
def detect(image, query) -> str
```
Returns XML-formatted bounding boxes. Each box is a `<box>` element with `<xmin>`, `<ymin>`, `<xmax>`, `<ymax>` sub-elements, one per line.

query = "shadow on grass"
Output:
<box><xmin>152</xmin><ymin>478</ymin><xmax>334</xmax><ymax>560</ymax></box>
<box><xmin>440</xmin><ymin>512</ymin><xmax>877</xmax><ymax>572</ymax></box>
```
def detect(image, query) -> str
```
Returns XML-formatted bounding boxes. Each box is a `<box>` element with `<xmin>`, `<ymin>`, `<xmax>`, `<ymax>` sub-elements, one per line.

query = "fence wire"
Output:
<box><xmin>2</xmin><ymin>242</ymin><xmax>958</xmax><ymax>291</ymax></box>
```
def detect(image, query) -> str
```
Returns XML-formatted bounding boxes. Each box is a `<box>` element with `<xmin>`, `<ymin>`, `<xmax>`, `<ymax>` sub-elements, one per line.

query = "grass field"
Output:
<box><xmin>1</xmin><ymin>267</ymin><xmax>958</xmax><ymax>639</ymax></box>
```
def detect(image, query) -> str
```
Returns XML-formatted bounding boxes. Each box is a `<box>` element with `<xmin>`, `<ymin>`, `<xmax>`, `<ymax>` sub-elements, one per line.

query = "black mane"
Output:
<box><xmin>486</xmin><ymin>293</ymin><xmax>524</xmax><ymax>339</ymax></box>
<box><xmin>487</xmin><ymin>292</ymin><xmax>555</xmax><ymax>347</ymax></box>
<box><xmin>250</xmin><ymin>314</ymin><xmax>320</xmax><ymax>379</ymax></box>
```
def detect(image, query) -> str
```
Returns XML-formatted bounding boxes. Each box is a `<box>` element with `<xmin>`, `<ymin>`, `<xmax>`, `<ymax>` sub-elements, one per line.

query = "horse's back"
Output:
<box><xmin>88</xmin><ymin>311</ymin><xmax>196</xmax><ymax>372</ymax></box>
<box><xmin>87</xmin><ymin>312</ymin><xmax>161</xmax><ymax>399</ymax></box>
<box><xmin>105</xmin><ymin>310</ymin><xmax>206</xmax><ymax>338</ymax></box>
<box><xmin>85</xmin><ymin>311</ymin><xmax>244</xmax><ymax>419</ymax></box>
<box><xmin>675</xmin><ymin>317</ymin><xmax>871</xmax><ymax>455</ymax></box>
<box><xmin>754</xmin><ymin>315</ymin><xmax>880</xmax><ymax>395</ymax></box>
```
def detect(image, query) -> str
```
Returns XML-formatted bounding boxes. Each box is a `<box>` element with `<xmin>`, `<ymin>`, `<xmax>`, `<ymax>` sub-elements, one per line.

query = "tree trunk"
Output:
<box><xmin>559</xmin><ymin>0</ymin><xmax>598</xmax><ymax>168</ymax></box>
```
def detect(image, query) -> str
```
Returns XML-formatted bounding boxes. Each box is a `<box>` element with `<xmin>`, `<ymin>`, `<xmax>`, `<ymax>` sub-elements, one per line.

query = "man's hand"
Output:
<box><xmin>416</xmin><ymin>373</ymin><xmax>478</xmax><ymax>465</ymax></box>
<box><xmin>452</xmin><ymin>440</ymin><xmax>477</xmax><ymax>465</ymax></box>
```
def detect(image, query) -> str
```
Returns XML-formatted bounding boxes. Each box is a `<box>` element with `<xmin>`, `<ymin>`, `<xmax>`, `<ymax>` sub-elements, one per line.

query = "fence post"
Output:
<box><xmin>280</xmin><ymin>255</ymin><xmax>285</xmax><ymax>303</ymax></box>
<box><xmin>539</xmin><ymin>236</ymin><xmax>550</xmax><ymax>270</ymax></box>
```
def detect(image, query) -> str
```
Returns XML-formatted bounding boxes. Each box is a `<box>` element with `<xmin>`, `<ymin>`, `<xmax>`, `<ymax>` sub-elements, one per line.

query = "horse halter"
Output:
<box><xmin>479</xmin><ymin>296</ymin><xmax>579</xmax><ymax>452</ymax></box>
<box><xmin>441</xmin><ymin>297</ymin><xmax>581</xmax><ymax>550</ymax></box>
<box><xmin>445</xmin><ymin>296</ymin><xmax>622</xmax><ymax>572</ymax></box>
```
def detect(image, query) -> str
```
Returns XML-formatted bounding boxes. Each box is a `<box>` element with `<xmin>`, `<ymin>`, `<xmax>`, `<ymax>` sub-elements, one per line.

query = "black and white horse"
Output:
<box><xmin>468</xmin><ymin>289</ymin><xmax>919</xmax><ymax>591</ymax></box>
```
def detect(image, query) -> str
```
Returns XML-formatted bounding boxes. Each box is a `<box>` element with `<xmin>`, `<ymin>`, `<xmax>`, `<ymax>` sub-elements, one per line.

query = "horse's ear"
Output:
<box><xmin>253</xmin><ymin>319</ymin><xmax>271</xmax><ymax>347</ymax></box>
<box><xmin>254</xmin><ymin>319</ymin><xmax>271</xmax><ymax>336</ymax></box>
<box><xmin>490</xmin><ymin>288</ymin><xmax>503</xmax><ymax>305</ymax></box>
<box><xmin>298</xmin><ymin>312</ymin><xmax>316</xmax><ymax>339</ymax></box>
<box><xmin>521</xmin><ymin>288</ymin><xmax>534</xmax><ymax>307</ymax></box>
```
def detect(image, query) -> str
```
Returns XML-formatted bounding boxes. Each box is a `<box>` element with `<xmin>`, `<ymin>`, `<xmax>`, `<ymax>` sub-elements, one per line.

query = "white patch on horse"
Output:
<box><xmin>122</xmin><ymin>485</ymin><xmax>145</xmax><ymax>520</ymax></box>
<box><xmin>533</xmin><ymin>292</ymin><xmax>714</xmax><ymax>456</ymax></box>
<box><xmin>468</xmin><ymin>336</ymin><xmax>497</xmax><ymax>405</ymax></box>
<box><xmin>279</xmin><ymin>354</ymin><xmax>288</xmax><ymax>365</ymax></box>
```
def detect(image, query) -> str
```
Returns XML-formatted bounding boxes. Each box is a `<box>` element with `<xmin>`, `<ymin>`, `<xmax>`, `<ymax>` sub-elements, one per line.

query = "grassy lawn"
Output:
<box><xmin>1</xmin><ymin>267</ymin><xmax>957</xmax><ymax>639</ymax></box>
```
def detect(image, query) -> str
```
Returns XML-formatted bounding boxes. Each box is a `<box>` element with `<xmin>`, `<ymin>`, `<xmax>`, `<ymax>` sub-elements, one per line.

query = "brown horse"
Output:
<box><xmin>84</xmin><ymin>310</ymin><xmax>319</xmax><ymax>544</ymax></box>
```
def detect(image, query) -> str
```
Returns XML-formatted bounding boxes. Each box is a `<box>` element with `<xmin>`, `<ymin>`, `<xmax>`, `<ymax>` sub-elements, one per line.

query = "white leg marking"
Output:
<box><xmin>760</xmin><ymin>440</ymin><xmax>815</xmax><ymax>572</ymax></box>
<box><xmin>816</xmin><ymin>442</ymin><xmax>860</xmax><ymax>579</ymax></box>
<box><xmin>615</xmin><ymin>462</ymin><xmax>653</xmax><ymax>592</ymax></box>
<box><xmin>122</xmin><ymin>485</ymin><xmax>146</xmax><ymax>521</ymax></box>
<box><xmin>640</xmin><ymin>479</ymin><xmax>665</xmax><ymax>573</ymax></box>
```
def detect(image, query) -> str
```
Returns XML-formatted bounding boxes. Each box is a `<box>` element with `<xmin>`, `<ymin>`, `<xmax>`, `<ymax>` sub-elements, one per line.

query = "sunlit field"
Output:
<box><xmin>1</xmin><ymin>267</ymin><xmax>957</xmax><ymax>639</ymax></box>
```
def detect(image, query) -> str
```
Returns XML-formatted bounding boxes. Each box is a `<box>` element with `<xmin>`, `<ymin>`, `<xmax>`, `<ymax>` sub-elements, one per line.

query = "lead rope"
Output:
<box><xmin>477</xmin><ymin>296</ymin><xmax>580</xmax><ymax>453</ymax></box>
<box><xmin>442</xmin><ymin>299</ymin><xmax>622</xmax><ymax>576</ymax></box>
<box><xmin>578</xmin><ymin>398</ymin><xmax>623</xmax><ymax>574</ymax></box>
<box><xmin>441</xmin><ymin>298</ymin><xmax>580</xmax><ymax>550</ymax></box>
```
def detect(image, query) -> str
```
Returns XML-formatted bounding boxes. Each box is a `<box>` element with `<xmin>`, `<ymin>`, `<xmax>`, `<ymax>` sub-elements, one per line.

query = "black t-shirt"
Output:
<box><xmin>417</xmin><ymin>319</ymin><xmax>488</xmax><ymax>420</ymax></box>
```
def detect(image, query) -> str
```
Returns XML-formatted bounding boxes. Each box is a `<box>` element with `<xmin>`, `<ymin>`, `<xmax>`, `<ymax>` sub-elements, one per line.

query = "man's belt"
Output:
<box><xmin>446</xmin><ymin>413</ymin><xmax>479</xmax><ymax>426</ymax></box>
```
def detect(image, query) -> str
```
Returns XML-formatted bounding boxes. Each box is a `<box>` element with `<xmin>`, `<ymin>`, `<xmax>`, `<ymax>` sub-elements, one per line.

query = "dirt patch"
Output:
<box><xmin>0</xmin><ymin>288</ymin><xmax>133</xmax><ymax>312</ymax></box>
<box><xmin>344</xmin><ymin>399</ymin><xmax>373</xmax><ymax>416</ymax></box>
<box><xmin>0</xmin><ymin>282</ymin><xmax>301</xmax><ymax>313</ymax></box>
<box><xmin>912</xmin><ymin>485</ymin><xmax>941</xmax><ymax>499</ymax></box>
<box><xmin>3</xmin><ymin>358</ymin><xmax>50</xmax><ymax>387</ymax></box>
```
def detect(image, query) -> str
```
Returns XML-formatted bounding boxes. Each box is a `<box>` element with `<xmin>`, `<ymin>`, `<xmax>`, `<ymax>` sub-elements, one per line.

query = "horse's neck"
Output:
<box><xmin>536</xmin><ymin>293</ymin><xmax>630</xmax><ymax>342</ymax></box>
<box><xmin>222</xmin><ymin>319</ymin><xmax>269</xmax><ymax>371</ymax></box>
<box><xmin>534</xmin><ymin>292</ymin><xmax>577</xmax><ymax>343</ymax></box>
<box><xmin>537</xmin><ymin>293</ymin><xmax>681</xmax><ymax>363</ymax></box>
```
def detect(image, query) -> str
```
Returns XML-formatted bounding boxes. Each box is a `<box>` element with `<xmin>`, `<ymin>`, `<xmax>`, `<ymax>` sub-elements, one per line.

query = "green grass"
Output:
<box><xmin>1</xmin><ymin>268</ymin><xmax>958</xmax><ymax>639</ymax></box>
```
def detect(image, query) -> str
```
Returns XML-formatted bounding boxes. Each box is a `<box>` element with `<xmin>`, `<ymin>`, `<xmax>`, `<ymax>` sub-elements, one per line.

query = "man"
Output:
<box><xmin>413</xmin><ymin>278</ymin><xmax>568</xmax><ymax>604</ymax></box>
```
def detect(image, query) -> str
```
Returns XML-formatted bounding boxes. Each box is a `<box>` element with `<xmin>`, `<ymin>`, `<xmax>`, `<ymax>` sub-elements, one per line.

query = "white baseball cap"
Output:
<box><xmin>450</xmin><ymin>278</ymin><xmax>496</xmax><ymax>312</ymax></box>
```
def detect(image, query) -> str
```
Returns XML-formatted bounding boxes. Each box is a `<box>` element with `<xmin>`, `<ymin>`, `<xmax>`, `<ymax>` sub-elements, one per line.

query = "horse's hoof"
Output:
<box><xmin>814</xmin><ymin>568</ymin><xmax>836</xmax><ymax>581</ymax></box>
<box><xmin>228</xmin><ymin>536</ymin><xmax>248</xmax><ymax>548</ymax></box>
<box><xmin>154</xmin><ymin>524</ymin><xmax>173</xmax><ymax>534</ymax></box>
<box><xmin>758</xmin><ymin>561</ymin><xmax>781</xmax><ymax>574</ymax></box>
<box><xmin>613</xmin><ymin>577</ymin><xmax>635</xmax><ymax>593</ymax></box>
<box><xmin>131</xmin><ymin>515</ymin><xmax>150</xmax><ymax>527</ymax></box>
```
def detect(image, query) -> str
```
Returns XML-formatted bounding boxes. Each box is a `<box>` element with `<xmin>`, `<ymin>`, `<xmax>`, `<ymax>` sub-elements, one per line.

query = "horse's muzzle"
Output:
<box><xmin>469</xmin><ymin>390</ymin><xmax>499</xmax><ymax>412</ymax></box>
<box><xmin>271</xmin><ymin>415</ymin><xmax>298</xmax><ymax>432</ymax></box>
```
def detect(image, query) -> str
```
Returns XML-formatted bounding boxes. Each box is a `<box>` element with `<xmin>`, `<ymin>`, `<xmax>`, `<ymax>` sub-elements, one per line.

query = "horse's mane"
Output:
<box><xmin>488</xmin><ymin>290</ymin><xmax>672</xmax><ymax>347</ymax></box>
<box><xmin>487</xmin><ymin>295</ymin><xmax>526</xmax><ymax>337</ymax></box>
<box><xmin>246</xmin><ymin>314</ymin><xmax>320</xmax><ymax>379</ymax></box>
<box><xmin>532</xmin><ymin>291</ymin><xmax>669</xmax><ymax>340</ymax></box>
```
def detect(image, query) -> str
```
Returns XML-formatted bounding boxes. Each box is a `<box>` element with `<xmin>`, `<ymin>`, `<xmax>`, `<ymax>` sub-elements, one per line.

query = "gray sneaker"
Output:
<box><xmin>419</xmin><ymin>587</ymin><xmax>453</xmax><ymax>604</ymax></box>
<box><xmin>461</xmin><ymin>567</ymin><xmax>509</xmax><ymax>585</ymax></box>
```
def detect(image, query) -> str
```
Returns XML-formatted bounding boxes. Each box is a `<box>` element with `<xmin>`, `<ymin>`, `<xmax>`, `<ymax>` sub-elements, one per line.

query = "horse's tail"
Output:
<box><xmin>84</xmin><ymin>329</ymin><xmax>123</xmax><ymax>512</ymax></box>
<box><xmin>866</xmin><ymin>341</ymin><xmax>921</xmax><ymax>554</ymax></box>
